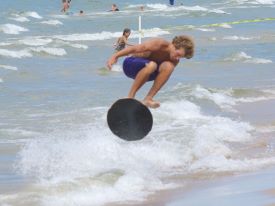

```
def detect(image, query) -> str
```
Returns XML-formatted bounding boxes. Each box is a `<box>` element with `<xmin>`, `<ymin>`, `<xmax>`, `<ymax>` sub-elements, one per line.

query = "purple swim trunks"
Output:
<box><xmin>123</xmin><ymin>57</ymin><xmax>159</xmax><ymax>81</ymax></box>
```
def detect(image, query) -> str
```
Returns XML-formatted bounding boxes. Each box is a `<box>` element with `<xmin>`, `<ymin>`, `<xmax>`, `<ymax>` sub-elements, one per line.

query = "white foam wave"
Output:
<box><xmin>40</xmin><ymin>20</ymin><xmax>63</xmax><ymax>26</ymax></box>
<box><xmin>18</xmin><ymin>38</ymin><xmax>53</xmax><ymax>46</ymax></box>
<box><xmin>223</xmin><ymin>35</ymin><xmax>255</xmax><ymax>40</ymax></box>
<box><xmin>53</xmin><ymin>28</ymin><xmax>169</xmax><ymax>41</ymax></box>
<box><xmin>251</xmin><ymin>0</ymin><xmax>275</xmax><ymax>4</ymax></box>
<box><xmin>24</xmin><ymin>11</ymin><xmax>43</xmax><ymax>19</ymax></box>
<box><xmin>0</xmin><ymin>65</ymin><xmax>18</xmax><ymax>71</ymax></box>
<box><xmin>0</xmin><ymin>78</ymin><xmax>3</xmax><ymax>83</ymax></box>
<box><xmin>168</xmin><ymin>84</ymin><xmax>275</xmax><ymax>111</ymax></box>
<box><xmin>13</xmin><ymin>88</ymin><xmax>275</xmax><ymax>206</ymax></box>
<box><xmin>0</xmin><ymin>49</ymin><xmax>32</xmax><ymax>58</ymax></box>
<box><xmin>190</xmin><ymin>156</ymin><xmax>275</xmax><ymax>172</ymax></box>
<box><xmin>225</xmin><ymin>52</ymin><xmax>272</xmax><ymax>64</ymax></box>
<box><xmin>56</xmin><ymin>40</ymin><xmax>88</xmax><ymax>49</ymax></box>
<box><xmin>69</xmin><ymin>43</ymin><xmax>88</xmax><ymax>49</ymax></box>
<box><xmin>15</xmin><ymin>99</ymin><xmax>258</xmax><ymax>205</ymax></box>
<box><xmin>0</xmin><ymin>24</ymin><xmax>28</xmax><ymax>34</ymax></box>
<box><xmin>145</xmin><ymin>3</ymin><xmax>228</xmax><ymax>14</ymax></box>
<box><xmin>9</xmin><ymin>16</ymin><xmax>30</xmax><ymax>22</ymax></box>
<box><xmin>131</xmin><ymin>28</ymin><xmax>170</xmax><ymax>38</ymax></box>
<box><xmin>126</xmin><ymin>4</ymin><xmax>145</xmax><ymax>9</ymax></box>
<box><xmin>0</xmin><ymin>42</ymin><xmax>12</xmax><ymax>46</ymax></box>
<box><xmin>146</xmin><ymin>3</ymin><xmax>169</xmax><ymax>10</ymax></box>
<box><xmin>228</xmin><ymin>0</ymin><xmax>275</xmax><ymax>5</ymax></box>
<box><xmin>196</xmin><ymin>28</ymin><xmax>216</xmax><ymax>32</ymax></box>
<box><xmin>29</xmin><ymin>47</ymin><xmax>67</xmax><ymax>56</ymax></box>
<box><xmin>191</xmin><ymin>85</ymin><xmax>237</xmax><ymax>109</ymax></box>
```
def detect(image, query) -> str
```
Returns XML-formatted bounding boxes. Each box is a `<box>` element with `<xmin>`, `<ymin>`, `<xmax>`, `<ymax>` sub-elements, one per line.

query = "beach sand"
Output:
<box><xmin>166</xmin><ymin>167</ymin><xmax>275</xmax><ymax>206</ymax></box>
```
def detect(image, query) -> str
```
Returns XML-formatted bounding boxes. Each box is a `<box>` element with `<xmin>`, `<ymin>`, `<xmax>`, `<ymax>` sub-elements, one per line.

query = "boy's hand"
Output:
<box><xmin>107</xmin><ymin>55</ymin><xmax>118</xmax><ymax>70</ymax></box>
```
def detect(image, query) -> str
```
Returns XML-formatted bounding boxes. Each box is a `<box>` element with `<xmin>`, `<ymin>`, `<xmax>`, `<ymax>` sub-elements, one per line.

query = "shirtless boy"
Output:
<box><xmin>107</xmin><ymin>35</ymin><xmax>194</xmax><ymax>108</ymax></box>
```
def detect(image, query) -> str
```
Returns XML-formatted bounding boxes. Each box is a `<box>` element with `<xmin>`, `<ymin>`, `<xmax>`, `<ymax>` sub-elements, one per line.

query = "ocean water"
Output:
<box><xmin>0</xmin><ymin>0</ymin><xmax>275</xmax><ymax>205</ymax></box>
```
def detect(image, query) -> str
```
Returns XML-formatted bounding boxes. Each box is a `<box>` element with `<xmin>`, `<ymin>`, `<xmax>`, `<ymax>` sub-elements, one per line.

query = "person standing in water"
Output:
<box><xmin>114</xmin><ymin>28</ymin><xmax>132</xmax><ymax>52</ymax></box>
<box><xmin>61</xmin><ymin>0</ymin><xmax>69</xmax><ymax>12</ymax></box>
<box><xmin>107</xmin><ymin>35</ymin><xmax>194</xmax><ymax>108</ymax></box>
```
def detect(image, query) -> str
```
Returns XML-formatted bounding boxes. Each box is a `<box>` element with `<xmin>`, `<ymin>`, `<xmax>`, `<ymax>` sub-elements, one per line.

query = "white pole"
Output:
<box><xmin>138</xmin><ymin>16</ymin><xmax>141</xmax><ymax>44</ymax></box>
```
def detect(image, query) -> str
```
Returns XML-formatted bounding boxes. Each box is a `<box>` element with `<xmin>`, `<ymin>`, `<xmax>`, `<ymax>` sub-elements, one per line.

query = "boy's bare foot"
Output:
<box><xmin>142</xmin><ymin>99</ymin><xmax>160</xmax><ymax>109</ymax></box>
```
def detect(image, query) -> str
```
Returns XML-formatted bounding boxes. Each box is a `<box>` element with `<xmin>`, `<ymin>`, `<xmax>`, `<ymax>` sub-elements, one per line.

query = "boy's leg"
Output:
<box><xmin>143</xmin><ymin>61</ymin><xmax>175</xmax><ymax>108</ymax></box>
<box><xmin>128</xmin><ymin>61</ymin><xmax>158</xmax><ymax>98</ymax></box>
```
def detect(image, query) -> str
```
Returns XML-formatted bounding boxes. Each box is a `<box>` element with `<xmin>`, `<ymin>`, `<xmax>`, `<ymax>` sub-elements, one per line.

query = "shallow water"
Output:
<box><xmin>0</xmin><ymin>0</ymin><xmax>275</xmax><ymax>205</ymax></box>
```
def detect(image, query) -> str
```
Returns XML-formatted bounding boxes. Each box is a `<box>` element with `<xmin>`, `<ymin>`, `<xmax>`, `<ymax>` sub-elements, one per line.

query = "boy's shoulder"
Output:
<box><xmin>148</xmin><ymin>38</ymin><xmax>169</xmax><ymax>45</ymax></box>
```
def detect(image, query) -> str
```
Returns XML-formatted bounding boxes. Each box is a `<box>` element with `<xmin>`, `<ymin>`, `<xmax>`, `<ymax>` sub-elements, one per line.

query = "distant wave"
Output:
<box><xmin>0</xmin><ymin>49</ymin><xmax>32</xmax><ymax>58</ymax></box>
<box><xmin>233</xmin><ymin>0</ymin><xmax>275</xmax><ymax>5</ymax></box>
<box><xmin>1</xmin><ymin>37</ymin><xmax>89</xmax><ymax>50</ymax></box>
<box><xmin>9</xmin><ymin>16</ymin><xmax>30</xmax><ymax>22</ymax></box>
<box><xmin>40</xmin><ymin>20</ymin><xmax>63</xmax><ymax>26</ymax></box>
<box><xmin>0</xmin><ymin>42</ymin><xmax>12</xmax><ymax>46</ymax></box>
<box><xmin>0</xmin><ymin>65</ymin><xmax>18</xmax><ymax>71</ymax></box>
<box><xmin>18</xmin><ymin>38</ymin><xmax>53</xmax><ymax>46</ymax></box>
<box><xmin>168</xmin><ymin>84</ymin><xmax>275</xmax><ymax>111</ymax></box>
<box><xmin>224</xmin><ymin>52</ymin><xmax>272</xmax><ymax>64</ymax></box>
<box><xmin>0</xmin><ymin>47</ymin><xmax>66</xmax><ymax>58</ymax></box>
<box><xmin>127</xmin><ymin>3</ymin><xmax>228</xmax><ymax>14</ymax></box>
<box><xmin>0</xmin><ymin>24</ymin><xmax>28</xmax><ymax>35</ymax></box>
<box><xmin>223</xmin><ymin>35</ymin><xmax>256</xmax><ymax>40</ymax></box>
<box><xmin>58</xmin><ymin>41</ymin><xmax>88</xmax><ymax>49</ymax></box>
<box><xmin>53</xmin><ymin>28</ymin><xmax>169</xmax><ymax>41</ymax></box>
<box><xmin>28</xmin><ymin>47</ymin><xmax>67</xmax><ymax>56</ymax></box>
<box><xmin>23</xmin><ymin>11</ymin><xmax>43</xmax><ymax>19</ymax></box>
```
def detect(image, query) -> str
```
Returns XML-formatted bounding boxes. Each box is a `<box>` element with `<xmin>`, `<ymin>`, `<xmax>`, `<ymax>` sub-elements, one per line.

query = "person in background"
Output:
<box><xmin>79</xmin><ymin>10</ymin><xmax>84</xmax><ymax>15</ymax></box>
<box><xmin>61</xmin><ymin>0</ymin><xmax>69</xmax><ymax>12</ymax></box>
<box><xmin>169</xmin><ymin>0</ymin><xmax>175</xmax><ymax>5</ymax></box>
<box><xmin>110</xmin><ymin>4</ymin><xmax>119</xmax><ymax>11</ymax></box>
<box><xmin>114</xmin><ymin>28</ymin><xmax>132</xmax><ymax>52</ymax></box>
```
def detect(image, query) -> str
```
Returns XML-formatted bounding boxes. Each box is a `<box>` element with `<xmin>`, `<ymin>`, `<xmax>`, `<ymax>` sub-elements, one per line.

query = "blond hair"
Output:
<box><xmin>172</xmin><ymin>35</ymin><xmax>194</xmax><ymax>59</ymax></box>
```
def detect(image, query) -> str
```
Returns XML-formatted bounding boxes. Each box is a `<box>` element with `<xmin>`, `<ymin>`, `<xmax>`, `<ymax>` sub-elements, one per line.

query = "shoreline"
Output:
<box><xmin>167</xmin><ymin>167</ymin><xmax>275</xmax><ymax>206</ymax></box>
<box><xmin>108</xmin><ymin>167</ymin><xmax>275</xmax><ymax>206</ymax></box>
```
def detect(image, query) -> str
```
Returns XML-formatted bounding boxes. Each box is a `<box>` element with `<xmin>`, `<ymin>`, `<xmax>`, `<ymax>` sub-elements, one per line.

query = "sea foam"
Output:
<box><xmin>225</xmin><ymin>51</ymin><xmax>272</xmax><ymax>64</ymax></box>
<box><xmin>24</xmin><ymin>11</ymin><xmax>43</xmax><ymax>19</ymax></box>
<box><xmin>29</xmin><ymin>47</ymin><xmax>67</xmax><ymax>56</ymax></box>
<box><xmin>0</xmin><ymin>65</ymin><xmax>18</xmax><ymax>71</ymax></box>
<box><xmin>53</xmin><ymin>28</ymin><xmax>169</xmax><ymax>41</ymax></box>
<box><xmin>0</xmin><ymin>24</ymin><xmax>28</xmax><ymax>34</ymax></box>
<box><xmin>9</xmin><ymin>16</ymin><xmax>30</xmax><ymax>22</ymax></box>
<box><xmin>40</xmin><ymin>20</ymin><xmax>63</xmax><ymax>26</ymax></box>
<box><xmin>14</xmin><ymin>89</ymin><xmax>275</xmax><ymax>206</ymax></box>
<box><xmin>0</xmin><ymin>49</ymin><xmax>32</xmax><ymax>58</ymax></box>
<box><xmin>223</xmin><ymin>35</ymin><xmax>255</xmax><ymax>40</ymax></box>
<box><xmin>18</xmin><ymin>38</ymin><xmax>53</xmax><ymax>46</ymax></box>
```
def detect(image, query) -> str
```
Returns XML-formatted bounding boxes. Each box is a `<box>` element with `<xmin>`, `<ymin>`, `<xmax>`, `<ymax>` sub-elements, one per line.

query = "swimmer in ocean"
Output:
<box><xmin>114</xmin><ymin>28</ymin><xmax>133</xmax><ymax>52</ymax></box>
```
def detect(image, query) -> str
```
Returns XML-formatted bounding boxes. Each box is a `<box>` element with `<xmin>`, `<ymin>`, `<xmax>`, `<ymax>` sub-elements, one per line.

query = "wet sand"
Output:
<box><xmin>167</xmin><ymin>167</ymin><xmax>275</xmax><ymax>206</ymax></box>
